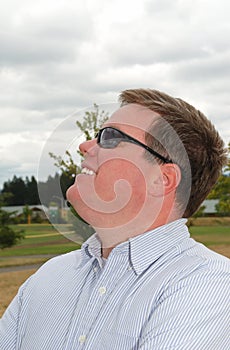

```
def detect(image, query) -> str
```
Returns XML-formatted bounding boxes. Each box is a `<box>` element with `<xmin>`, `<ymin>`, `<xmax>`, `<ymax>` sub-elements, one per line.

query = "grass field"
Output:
<box><xmin>189</xmin><ymin>225</ymin><xmax>230</xmax><ymax>257</ymax></box>
<box><xmin>0</xmin><ymin>222</ymin><xmax>229</xmax><ymax>317</ymax></box>
<box><xmin>0</xmin><ymin>224</ymin><xmax>81</xmax><ymax>257</ymax></box>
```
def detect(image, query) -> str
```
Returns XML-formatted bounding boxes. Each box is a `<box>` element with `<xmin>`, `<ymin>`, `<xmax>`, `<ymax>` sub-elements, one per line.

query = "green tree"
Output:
<box><xmin>215</xmin><ymin>199</ymin><xmax>230</xmax><ymax>216</ymax></box>
<box><xmin>0</xmin><ymin>194</ymin><xmax>24</xmax><ymax>249</ymax></box>
<box><xmin>25</xmin><ymin>176</ymin><xmax>40</xmax><ymax>204</ymax></box>
<box><xmin>2</xmin><ymin>176</ymin><xmax>26</xmax><ymax>205</ymax></box>
<box><xmin>207</xmin><ymin>174</ymin><xmax>230</xmax><ymax>200</ymax></box>
<box><xmin>38</xmin><ymin>173</ymin><xmax>62</xmax><ymax>207</ymax></box>
<box><xmin>75</xmin><ymin>103</ymin><xmax>109</xmax><ymax>142</ymax></box>
<box><xmin>23</xmin><ymin>205</ymin><xmax>33</xmax><ymax>224</ymax></box>
<box><xmin>1</xmin><ymin>175</ymin><xmax>40</xmax><ymax>206</ymax></box>
<box><xmin>187</xmin><ymin>205</ymin><xmax>206</xmax><ymax>227</ymax></box>
<box><xmin>207</xmin><ymin>142</ymin><xmax>230</xmax><ymax>215</ymax></box>
<box><xmin>49</xmin><ymin>104</ymin><xmax>109</xmax><ymax>230</ymax></box>
<box><xmin>49</xmin><ymin>103</ymin><xmax>109</xmax><ymax>197</ymax></box>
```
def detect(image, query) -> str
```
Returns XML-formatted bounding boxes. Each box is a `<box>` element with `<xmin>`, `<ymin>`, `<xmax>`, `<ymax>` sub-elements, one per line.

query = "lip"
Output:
<box><xmin>81</xmin><ymin>162</ymin><xmax>97</xmax><ymax>174</ymax></box>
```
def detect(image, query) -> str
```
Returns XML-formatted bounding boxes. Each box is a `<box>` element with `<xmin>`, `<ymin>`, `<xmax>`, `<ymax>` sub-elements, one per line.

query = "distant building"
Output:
<box><xmin>202</xmin><ymin>199</ymin><xmax>219</xmax><ymax>215</ymax></box>
<box><xmin>2</xmin><ymin>205</ymin><xmax>49</xmax><ymax>221</ymax></box>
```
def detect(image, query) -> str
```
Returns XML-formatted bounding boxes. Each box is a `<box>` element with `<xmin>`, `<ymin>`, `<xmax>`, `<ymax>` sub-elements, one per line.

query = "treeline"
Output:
<box><xmin>1</xmin><ymin>173</ymin><xmax>74</xmax><ymax>208</ymax></box>
<box><xmin>1</xmin><ymin>176</ymin><xmax>39</xmax><ymax>206</ymax></box>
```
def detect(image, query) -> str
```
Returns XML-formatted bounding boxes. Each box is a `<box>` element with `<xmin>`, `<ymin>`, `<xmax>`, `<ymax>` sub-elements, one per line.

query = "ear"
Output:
<box><xmin>149</xmin><ymin>164</ymin><xmax>181</xmax><ymax>197</ymax></box>
<box><xmin>162</xmin><ymin>163</ymin><xmax>181</xmax><ymax>194</ymax></box>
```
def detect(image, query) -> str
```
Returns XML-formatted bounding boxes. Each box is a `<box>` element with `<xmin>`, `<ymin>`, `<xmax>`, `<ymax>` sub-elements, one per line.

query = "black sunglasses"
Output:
<box><xmin>96</xmin><ymin>127</ymin><xmax>173</xmax><ymax>164</ymax></box>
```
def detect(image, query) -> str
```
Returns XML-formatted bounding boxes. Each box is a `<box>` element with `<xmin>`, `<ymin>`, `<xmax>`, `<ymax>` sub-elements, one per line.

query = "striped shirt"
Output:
<box><xmin>0</xmin><ymin>219</ymin><xmax>229</xmax><ymax>349</ymax></box>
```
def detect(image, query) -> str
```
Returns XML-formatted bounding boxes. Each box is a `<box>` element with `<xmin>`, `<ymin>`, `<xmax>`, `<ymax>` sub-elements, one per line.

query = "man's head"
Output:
<box><xmin>67</xmin><ymin>102</ymin><xmax>182</xmax><ymax>242</ymax></box>
<box><xmin>119</xmin><ymin>89</ymin><xmax>228</xmax><ymax>217</ymax></box>
<box><xmin>66</xmin><ymin>88</ymin><xmax>227</xmax><ymax>243</ymax></box>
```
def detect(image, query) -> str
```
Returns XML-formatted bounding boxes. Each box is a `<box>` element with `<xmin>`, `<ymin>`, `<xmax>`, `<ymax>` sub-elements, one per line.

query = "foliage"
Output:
<box><xmin>208</xmin><ymin>185</ymin><xmax>230</xmax><ymax>216</ymax></box>
<box><xmin>49</xmin><ymin>151</ymin><xmax>80</xmax><ymax>183</ymax></box>
<box><xmin>207</xmin><ymin>174</ymin><xmax>230</xmax><ymax>200</ymax></box>
<box><xmin>187</xmin><ymin>205</ymin><xmax>206</xmax><ymax>227</ymax></box>
<box><xmin>0</xmin><ymin>208</ymin><xmax>24</xmax><ymax>249</ymax></box>
<box><xmin>49</xmin><ymin>104</ymin><xmax>109</xmax><ymax>227</ymax></box>
<box><xmin>49</xmin><ymin>103</ymin><xmax>109</xmax><ymax>198</ymax></box>
<box><xmin>215</xmin><ymin>199</ymin><xmax>230</xmax><ymax>216</ymax></box>
<box><xmin>0</xmin><ymin>193</ymin><xmax>13</xmax><ymax>207</ymax></box>
<box><xmin>0</xmin><ymin>224</ymin><xmax>79</xmax><ymax>257</ymax></box>
<box><xmin>1</xmin><ymin>176</ymin><xmax>40</xmax><ymax>206</ymax></box>
<box><xmin>38</xmin><ymin>173</ymin><xmax>63</xmax><ymax>206</ymax></box>
<box><xmin>207</xmin><ymin>142</ymin><xmax>230</xmax><ymax>216</ymax></box>
<box><xmin>75</xmin><ymin>103</ymin><xmax>109</xmax><ymax>143</ymax></box>
<box><xmin>22</xmin><ymin>205</ymin><xmax>33</xmax><ymax>224</ymax></box>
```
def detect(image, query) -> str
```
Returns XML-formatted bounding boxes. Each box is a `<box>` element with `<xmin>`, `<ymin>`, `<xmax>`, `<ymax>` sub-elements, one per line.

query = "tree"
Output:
<box><xmin>25</xmin><ymin>176</ymin><xmax>40</xmax><ymax>204</ymax></box>
<box><xmin>0</xmin><ymin>194</ymin><xmax>24</xmax><ymax>249</ymax></box>
<box><xmin>1</xmin><ymin>175</ymin><xmax>40</xmax><ymax>206</ymax></box>
<box><xmin>215</xmin><ymin>199</ymin><xmax>230</xmax><ymax>216</ymax></box>
<box><xmin>49</xmin><ymin>104</ymin><xmax>109</xmax><ymax>230</ymax></box>
<box><xmin>23</xmin><ymin>205</ymin><xmax>33</xmax><ymax>224</ymax></box>
<box><xmin>38</xmin><ymin>173</ymin><xmax>63</xmax><ymax>207</ymax></box>
<box><xmin>187</xmin><ymin>205</ymin><xmax>206</xmax><ymax>227</ymax></box>
<box><xmin>49</xmin><ymin>103</ymin><xmax>109</xmax><ymax>197</ymax></box>
<box><xmin>207</xmin><ymin>142</ymin><xmax>230</xmax><ymax>215</ymax></box>
<box><xmin>2</xmin><ymin>176</ymin><xmax>26</xmax><ymax>205</ymax></box>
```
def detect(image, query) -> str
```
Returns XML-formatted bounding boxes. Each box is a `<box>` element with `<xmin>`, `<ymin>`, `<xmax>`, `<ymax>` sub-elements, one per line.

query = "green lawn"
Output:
<box><xmin>189</xmin><ymin>226</ymin><xmax>230</xmax><ymax>246</ymax></box>
<box><xmin>0</xmin><ymin>224</ymin><xmax>80</xmax><ymax>257</ymax></box>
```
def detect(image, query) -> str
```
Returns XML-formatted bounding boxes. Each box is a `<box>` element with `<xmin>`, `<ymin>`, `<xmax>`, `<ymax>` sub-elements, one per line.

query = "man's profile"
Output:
<box><xmin>0</xmin><ymin>88</ymin><xmax>229</xmax><ymax>349</ymax></box>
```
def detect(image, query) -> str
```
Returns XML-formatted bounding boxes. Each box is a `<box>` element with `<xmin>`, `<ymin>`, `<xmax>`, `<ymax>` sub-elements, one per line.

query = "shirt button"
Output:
<box><xmin>93</xmin><ymin>267</ymin><xmax>98</xmax><ymax>272</ymax></box>
<box><xmin>99</xmin><ymin>286</ymin><xmax>107</xmax><ymax>295</ymax></box>
<box><xmin>79</xmin><ymin>335</ymin><xmax>86</xmax><ymax>344</ymax></box>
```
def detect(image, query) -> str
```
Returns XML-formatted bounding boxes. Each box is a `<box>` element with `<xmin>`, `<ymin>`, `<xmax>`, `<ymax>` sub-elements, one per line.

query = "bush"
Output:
<box><xmin>0</xmin><ymin>225</ymin><xmax>24</xmax><ymax>249</ymax></box>
<box><xmin>0</xmin><ymin>208</ymin><xmax>24</xmax><ymax>249</ymax></box>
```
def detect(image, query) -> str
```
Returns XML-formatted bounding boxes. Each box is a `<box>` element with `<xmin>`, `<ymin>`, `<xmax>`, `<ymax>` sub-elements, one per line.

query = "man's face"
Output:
<box><xmin>66</xmin><ymin>104</ymin><xmax>163</xmax><ymax>231</ymax></box>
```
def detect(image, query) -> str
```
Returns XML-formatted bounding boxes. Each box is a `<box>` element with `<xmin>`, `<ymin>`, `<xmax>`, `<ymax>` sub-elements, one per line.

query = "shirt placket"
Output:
<box><xmin>67</xmin><ymin>253</ymin><xmax>131</xmax><ymax>349</ymax></box>
<box><xmin>63</xmin><ymin>257</ymin><xmax>97</xmax><ymax>350</ymax></box>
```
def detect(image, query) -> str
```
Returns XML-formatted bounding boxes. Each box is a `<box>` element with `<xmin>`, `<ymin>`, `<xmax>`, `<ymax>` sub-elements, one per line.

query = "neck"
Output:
<box><xmin>92</xmin><ymin>193</ymin><xmax>181</xmax><ymax>258</ymax></box>
<box><xmin>97</xmin><ymin>210</ymin><xmax>180</xmax><ymax>258</ymax></box>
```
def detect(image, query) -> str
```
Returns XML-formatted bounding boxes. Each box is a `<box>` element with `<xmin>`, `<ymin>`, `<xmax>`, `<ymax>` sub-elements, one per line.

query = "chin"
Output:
<box><xmin>66</xmin><ymin>182</ymin><xmax>79</xmax><ymax>204</ymax></box>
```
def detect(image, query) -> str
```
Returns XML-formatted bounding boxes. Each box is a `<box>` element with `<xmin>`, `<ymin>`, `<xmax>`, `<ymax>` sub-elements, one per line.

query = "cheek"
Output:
<box><xmin>66</xmin><ymin>158</ymin><xmax>149</xmax><ymax>228</ymax></box>
<box><xmin>94</xmin><ymin>158</ymin><xmax>147</xmax><ymax>204</ymax></box>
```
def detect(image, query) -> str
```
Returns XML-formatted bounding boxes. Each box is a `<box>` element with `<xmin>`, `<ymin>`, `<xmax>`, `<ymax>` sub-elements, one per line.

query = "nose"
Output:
<box><xmin>79</xmin><ymin>138</ymin><xmax>98</xmax><ymax>156</ymax></box>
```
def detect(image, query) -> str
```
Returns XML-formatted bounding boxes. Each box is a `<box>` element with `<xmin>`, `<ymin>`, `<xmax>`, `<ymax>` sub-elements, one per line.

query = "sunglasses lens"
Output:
<box><xmin>99</xmin><ymin>128</ymin><xmax>124</xmax><ymax>148</ymax></box>
<box><xmin>97</xmin><ymin>128</ymin><xmax>172</xmax><ymax>163</ymax></box>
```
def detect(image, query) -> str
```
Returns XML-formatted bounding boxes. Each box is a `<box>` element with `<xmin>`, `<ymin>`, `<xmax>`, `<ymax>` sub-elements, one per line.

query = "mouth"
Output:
<box><xmin>81</xmin><ymin>167</ymin><xmax>96</xmax><ymax>176</ymax></box>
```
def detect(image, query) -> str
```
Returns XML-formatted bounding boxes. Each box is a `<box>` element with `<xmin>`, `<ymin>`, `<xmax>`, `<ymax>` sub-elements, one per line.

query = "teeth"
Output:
<box><xmin>81</xmin><ymin>167</ymin><xmax>95</xmax><ymax>175</ymax></box>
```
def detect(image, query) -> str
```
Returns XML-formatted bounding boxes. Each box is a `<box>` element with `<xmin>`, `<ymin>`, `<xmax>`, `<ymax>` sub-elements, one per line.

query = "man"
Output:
<box><xmin>0</xmin><ymin>89</ymin><xmax>229</xmax><ymax>349</ymax></box>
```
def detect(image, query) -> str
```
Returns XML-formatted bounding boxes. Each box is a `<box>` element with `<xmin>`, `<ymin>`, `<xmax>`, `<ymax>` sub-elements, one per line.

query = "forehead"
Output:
<box><xmin>104</xmin><ymin>103</ymin><xmax>160</xmax><ymax>134</ymax></box>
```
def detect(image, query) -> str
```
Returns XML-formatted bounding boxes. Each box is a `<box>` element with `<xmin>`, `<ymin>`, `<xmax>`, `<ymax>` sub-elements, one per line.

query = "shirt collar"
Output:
<box><xmin>80</xmin><ymin>233</ymin><xmax>102</xmax><ymax>267</ymax></box>
<box><xmin>80</xmin><ymin>219</ymin><xmax>189</xmax><ymax>274</ymax></box>
<box><xmin>129</xmin><ymin>219</ymin><xmax>189</xmax><ymax>275</ymax></box>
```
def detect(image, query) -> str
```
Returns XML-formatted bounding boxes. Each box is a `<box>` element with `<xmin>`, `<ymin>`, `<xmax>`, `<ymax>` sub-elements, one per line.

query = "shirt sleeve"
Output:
<box><xmin>138</xmin><ymin>274</ymin><xmax>230</xmax><ymax>349</ymax></box>
<box><xmin>0</xmin><ymin>294</ymin><xmax>21</xmax><ymax>349</ymax></box>
<box><xmin>0</xmin><ymin>276</ymin><xmax>32</xmax><ymax>350</ymax></box>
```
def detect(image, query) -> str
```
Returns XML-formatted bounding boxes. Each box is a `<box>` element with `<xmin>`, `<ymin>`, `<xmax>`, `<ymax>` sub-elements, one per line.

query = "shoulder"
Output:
<box><xmin>18</xmin><ymin>249</ymin><xmax>82</xmax><ymax>297</ymax></box>
<box><xmin>164</xmin><ymin>240</ymin><xmax>230</xmax><ymax>296</ymax></box>
<box><xmin>40</xmin><ymin>249</ymin><xmax>82</xmax><ymax>271</ymax></box>
<box><xmin>35</xmin><ymin>248</ymin><xmax>82</xmax><ymax>278</ymax></box>
<box><xmin>184</xmin><ymin>240</ymin><xmax>230</xmax><ymax>274</ymax></box>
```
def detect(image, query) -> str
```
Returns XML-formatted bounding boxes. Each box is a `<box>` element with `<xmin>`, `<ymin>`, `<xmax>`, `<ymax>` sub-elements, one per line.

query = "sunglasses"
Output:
<box><xmin>96</xmin><ymin>127</ymin><xmax>173</xmax><ymax>164</ymax></box>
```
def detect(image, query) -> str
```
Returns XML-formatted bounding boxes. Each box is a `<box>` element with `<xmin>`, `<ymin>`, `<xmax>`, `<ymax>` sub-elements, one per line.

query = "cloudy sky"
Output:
<box><xmin>0</xmin><ymin>0</ymin><xmax>230</xmax><ymax>188</ymax></box>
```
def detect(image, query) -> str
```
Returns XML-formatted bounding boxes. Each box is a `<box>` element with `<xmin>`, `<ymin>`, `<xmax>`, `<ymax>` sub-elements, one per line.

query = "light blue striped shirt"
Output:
<box><xmin>0</xmin><ymin>219</ymin><xmax>229</xmax><ymax>349</ymax></box>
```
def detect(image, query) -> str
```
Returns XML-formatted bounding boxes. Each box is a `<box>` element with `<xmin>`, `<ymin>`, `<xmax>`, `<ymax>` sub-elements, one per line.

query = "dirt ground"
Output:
<box><xmin>209</xmin><ymin>245</ymin><xmax>230</xmax><ymax>258</ymax></box>
<box><xmin>0</xmin><ymin>269</ymin><xmax>36</xmax><ymax>317</ymax></box>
